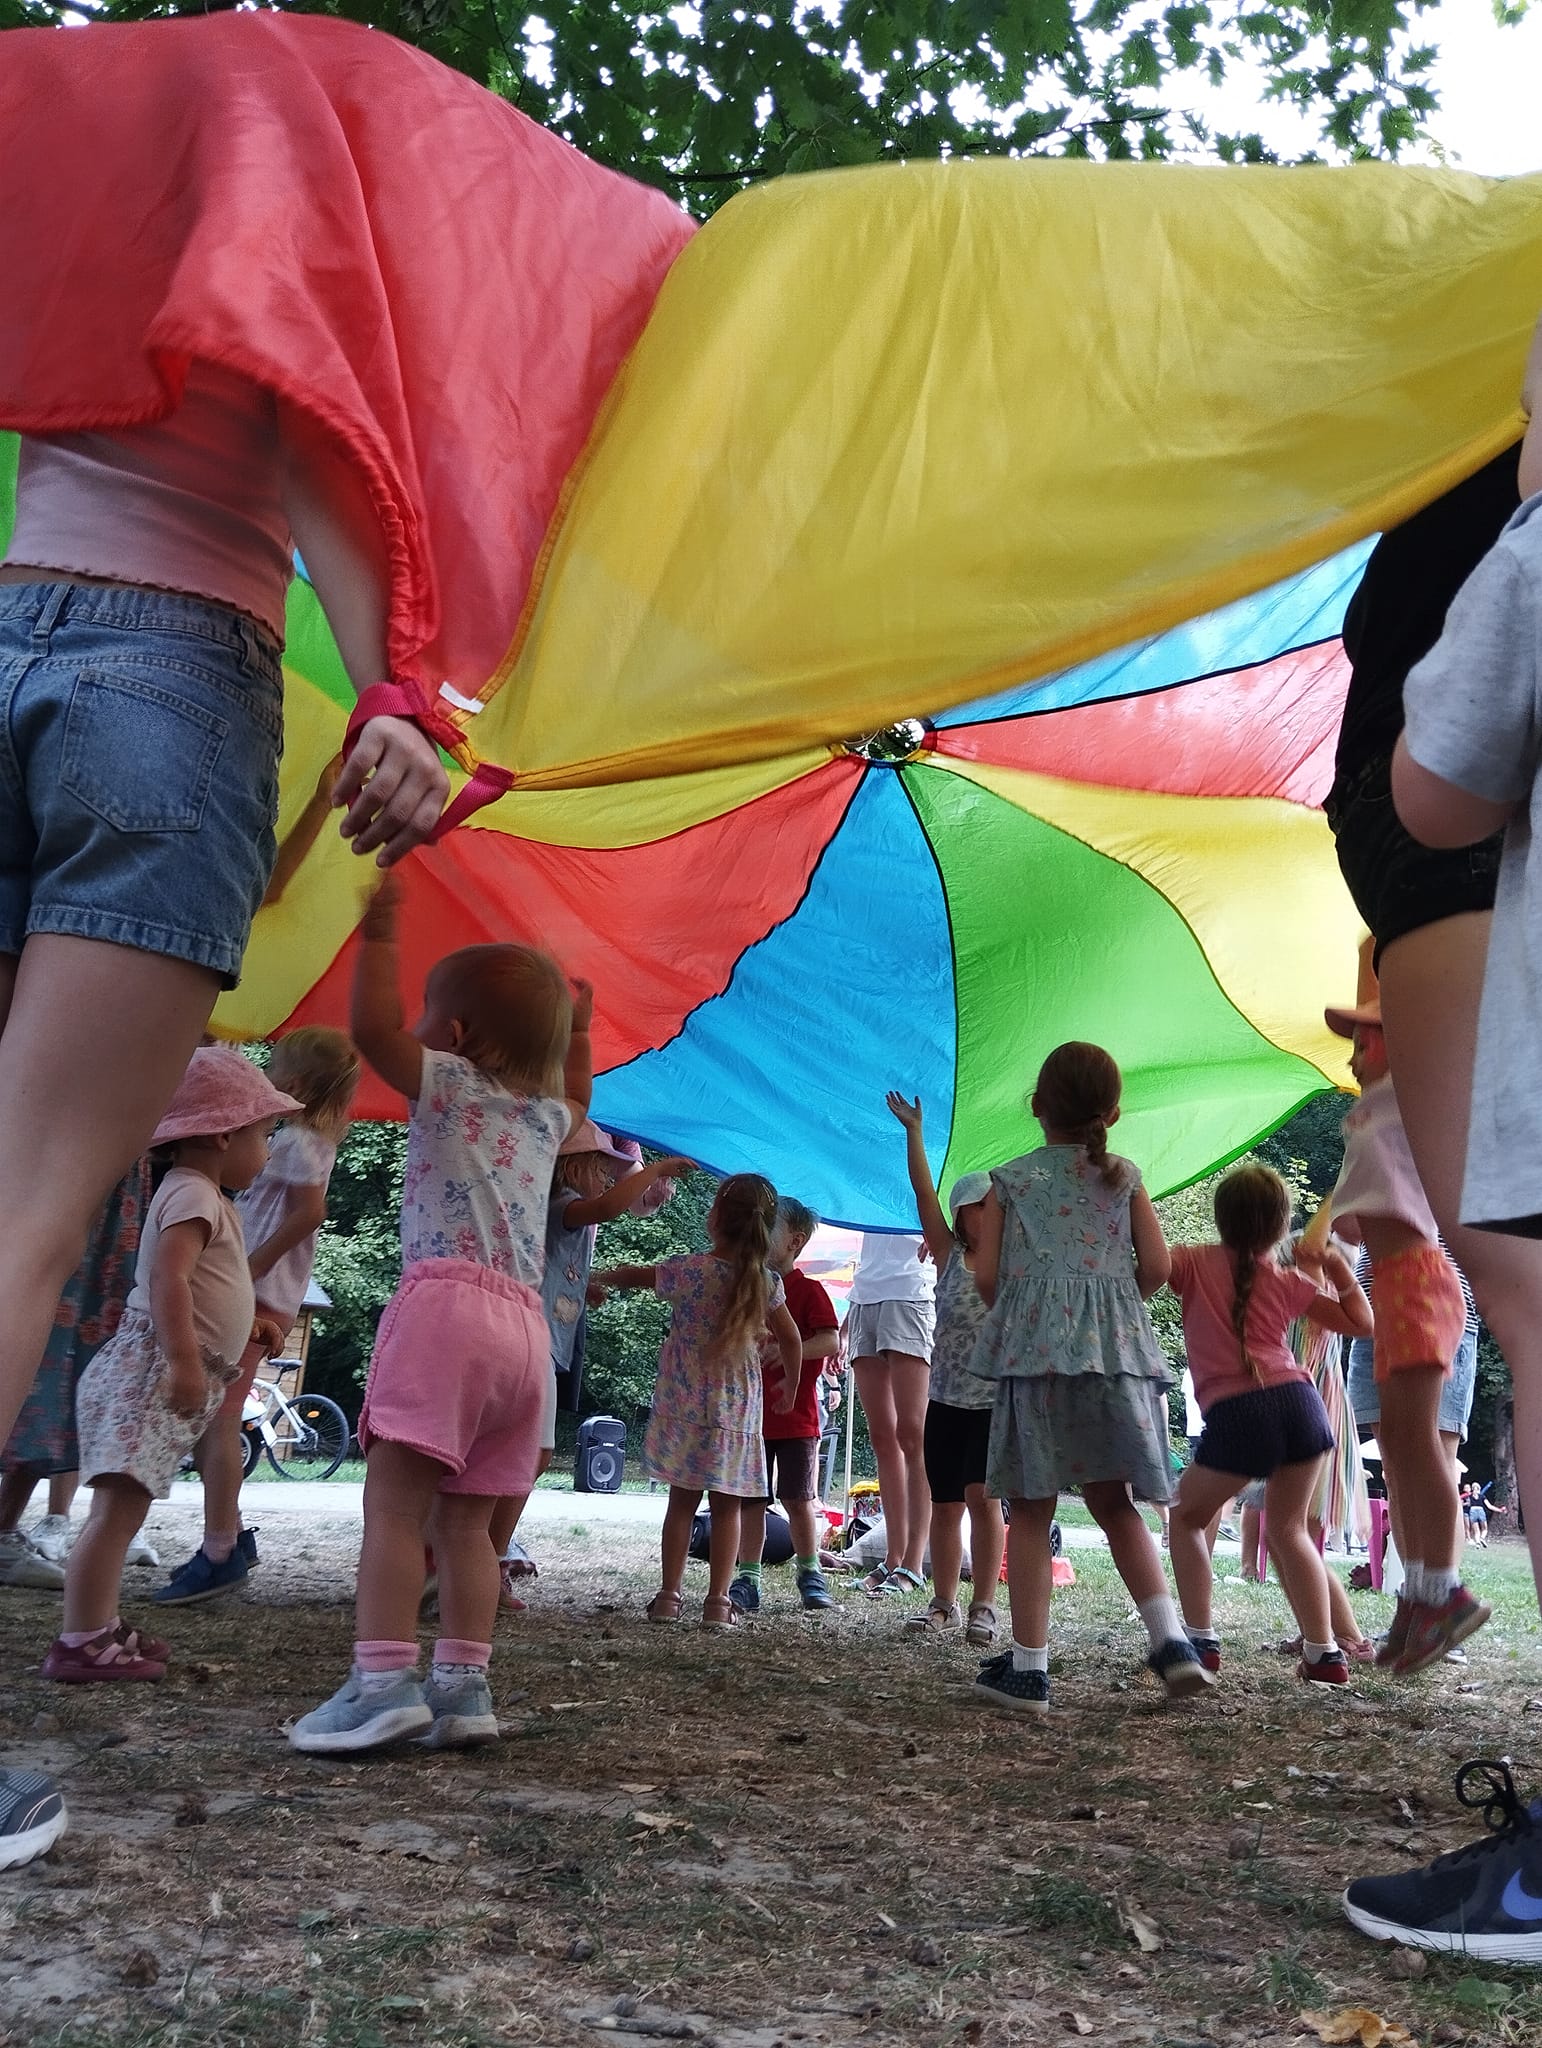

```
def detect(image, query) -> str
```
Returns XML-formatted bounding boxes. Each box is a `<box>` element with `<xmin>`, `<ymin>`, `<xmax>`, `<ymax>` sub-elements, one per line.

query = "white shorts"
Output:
<box><xmin>846</xmin><ymin>1299</ymin><xmax>936</xmax><ymax>1364</ymax></box>
<box><xmin>539</xmin><ymin>1368</ymin><xmax>558</xmax><ymax>1453</ymax></box>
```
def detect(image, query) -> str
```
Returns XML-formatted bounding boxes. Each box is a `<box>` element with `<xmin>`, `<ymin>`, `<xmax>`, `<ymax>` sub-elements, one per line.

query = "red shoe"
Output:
<box><xmin>1193</xmin><ymin>1641</ymin><xmax>1222</xmax><ymax>1674</ymax></box>
<box><xmin>117</xmin><ymin>1620</ymin><xmax>171</xmax><ymax>1664</ymax></box>
<box><xmin>1345</xmin><ymin>1637</ymin><xmax>1376</xmax><ymax>1663</ymax></box>
<box><xmin>1393</xmin><ymin>1587</ymin><xmax>1492</xmax><ymax>1676</ymax></box>
<box><xmin>42</xmin><ymin>1629</ymin><xmax>166</xmax><ymax>1683</ymax></box>
<box><xmin>1298</xmin><ymin>1649</ymin><xmax>1350</xmax><ymax>1686</ymax></box>
<box><xmin>1374</xmin><ymin>1596</ymin><xmax>1413</xmax><ymax>1668</ymax></box>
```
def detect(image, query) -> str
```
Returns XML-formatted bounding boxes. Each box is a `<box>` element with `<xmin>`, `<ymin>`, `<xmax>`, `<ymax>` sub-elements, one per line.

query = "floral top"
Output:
<box><xmin>643</xmin><ymin>1254</ymin><xmax>787</xmax><ymax>1496</ymax></box>
<box><xmin>400</xmin><ymin>1050</ymin><xmax>571</xmax><ymax>1286</ymax></box>
<box><xmin>927</xmin><ymin>1249</ymin><xmax>994</xmax><ymax>1410</ymax></box>
<box><xmin>969</xmin><ymin>1145</ymin><xmax>1169</xmax><ymax>1384</ymax></box>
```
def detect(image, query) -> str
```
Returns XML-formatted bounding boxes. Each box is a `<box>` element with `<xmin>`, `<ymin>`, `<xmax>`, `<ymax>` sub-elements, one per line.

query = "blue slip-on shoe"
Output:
<box><xmin>289</xmin><ymin>1670</ymin><xmax>432</xmax><ymax>1754</ymax></box>
<box><xmin>797</xmin><ymin>1567</ymin><xmax>834</xmax><ymax>1612</ymax></box>
<box><xmin>727</xmin><ymin>1574</ymin><xmax>761</xmax><ymax>1614</ymax></box>
<box><xmin>417</xmin><ymin>1672</ymin><xmax>500</xmax><ymax>1749</ymax></box>
<box><xmin>151</xmin><ymin>1546</ymin><xmax>249</xmax><ymax>1607</ymax></box>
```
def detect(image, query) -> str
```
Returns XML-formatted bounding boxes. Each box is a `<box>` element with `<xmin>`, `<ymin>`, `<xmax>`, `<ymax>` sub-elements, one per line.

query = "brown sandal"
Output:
<box><xmin>701</xmin><ymin>1594</ymin><xmax>738</xmax><ymax>1631</ymax></box>
<box><xmin>646</xmin><ymin>1590</ymin><xmax>683</xmax><ymax>1624</ymax></box>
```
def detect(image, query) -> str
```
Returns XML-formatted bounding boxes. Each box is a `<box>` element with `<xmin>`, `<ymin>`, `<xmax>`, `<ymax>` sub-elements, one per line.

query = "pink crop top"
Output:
<box><xmin>3</xmin><ymin>362</ymin><xmax>293</xmax><ymax>641</ymax></box>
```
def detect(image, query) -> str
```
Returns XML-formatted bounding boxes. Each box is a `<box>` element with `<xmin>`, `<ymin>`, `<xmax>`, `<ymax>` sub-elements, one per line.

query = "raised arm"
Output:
<box><xmin>564</xmin><ymin>978</ymin><xmax>595</xmax><ymax>1126</ymax></box>
<box><xmin>884</xmin><ymin>1092</ymin><xmax>953</xmax><ymax>1270</ymax></box>
<box><xmin>1129</xmin><ymin>1185</ymin><xmax>1171</xmax><ymax>1299</ymax></box>
<box><xmin>351</xmin><ymin>875</ymin><xmax>426</xmax><ymax>1102</ymax></box>
<box><xmin>560</xmin><ymin>1157</ymin><xmax>694</xmax><ymax>1230</ymax></box>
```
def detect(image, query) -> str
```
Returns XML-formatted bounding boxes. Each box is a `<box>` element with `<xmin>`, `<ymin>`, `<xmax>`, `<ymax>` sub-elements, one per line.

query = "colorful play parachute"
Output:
<box><xmin>7</xmin><ymin>24</ymin><xmax>1542</xmax><ymax>1224</ymax></box>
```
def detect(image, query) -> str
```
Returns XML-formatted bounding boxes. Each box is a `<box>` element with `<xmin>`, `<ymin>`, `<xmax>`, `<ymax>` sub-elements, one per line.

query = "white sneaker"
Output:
<box><xmin>0</xmin><ymin>1530</ymin><xmax>66</xmax><ymax>1591</ymax></box>
<box><xmin>26</xmin><ymin>1514</ymin><xmax>73</xmax><ymax>1564</ymax></box>
<box><xmin>124</xmin><ymin>1535</ymin><xmax>160</xmax><ymax>1568</ymax></box>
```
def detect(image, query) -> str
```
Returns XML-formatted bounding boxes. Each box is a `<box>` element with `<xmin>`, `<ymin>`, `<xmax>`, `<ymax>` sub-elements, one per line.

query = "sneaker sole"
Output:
<box><xmin>150</xmin><ymin>1578</ymin><xmax>248</xmax><ymax>1608</ymax></box>
<box><xmin>0</xmin><ymin>1801</ymin><xmax>68</xmax><ymax>1871</ymax></box>
<box><xmin>288</xmin><ymin>1703</ymin><xmax>434</xmax><ymax>1753</ymax></box>
<box><xmin>1393</xmin><ymin>1602</ymin><xmax>1493</xmax><ymax>1677</ymax></box>
<box><xmin>966</xmin><ymin>1681</ymin><xmax>1049</xmax><ymax>1715</ymax></box>
<box><xmin>416</xmin><ymin>1713</ymin><xmax>500</xmax><ymax>1750</ymax></box>
<box><xmin>44</xmin><ymin>1663</ymin><xmax>165</xmax><ymax>1683</ymax></box>
<box><xmin>0</xmin><ymin>1571</ymin><xmax>66</xmax><ymax>1591</ymax></box>
<box><xmin>1159</xmin><ymin>1665</ymin><xmax>1216</xmax><ymax>1699</ymax></box>
<box><xmin>1341</xmin><ymin>1894</ymin><xmax>1542</xmax><ymax>1963</ymax></box>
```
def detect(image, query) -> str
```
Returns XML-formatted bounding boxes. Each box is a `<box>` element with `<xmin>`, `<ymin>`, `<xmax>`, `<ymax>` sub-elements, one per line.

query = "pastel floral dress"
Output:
<box><xmin>970</xmin><ymin>1145</ymin><xmax>1173</xmax><ymax>1502</ymax></box>
<box><xmin>644</xmin><ymin>1255</ymin><xmax>785</xmax><ymax>1496</ymax></box>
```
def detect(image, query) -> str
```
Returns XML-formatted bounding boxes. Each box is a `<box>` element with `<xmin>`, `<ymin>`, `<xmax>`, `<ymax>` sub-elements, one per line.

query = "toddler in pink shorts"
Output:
<box><xmin>291</xmin><ymin>876</ymin><xmax>593</xmax><ymax>1755</ymax></box>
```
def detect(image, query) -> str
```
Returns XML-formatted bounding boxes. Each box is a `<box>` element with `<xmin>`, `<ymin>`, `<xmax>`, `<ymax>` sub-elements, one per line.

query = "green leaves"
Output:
<box><xmin>7</xmin><ymin>0</ymin><xmax>1500</xmax><ymax>210</ymax></box>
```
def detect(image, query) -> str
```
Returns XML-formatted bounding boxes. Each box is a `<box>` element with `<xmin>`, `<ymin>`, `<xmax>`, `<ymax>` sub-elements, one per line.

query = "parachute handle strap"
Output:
<box><xmin>345</xmin><ymin>680</ymin><xmax>515</xmax><ymax>842</ymax></box>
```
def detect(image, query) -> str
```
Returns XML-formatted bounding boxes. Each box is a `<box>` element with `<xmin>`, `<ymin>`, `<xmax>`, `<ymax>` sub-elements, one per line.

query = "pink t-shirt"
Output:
<box><xmin>1168</xmin><ymin>1244</ymin><xmax>1321</xmax><ymax>1413</ymax></box>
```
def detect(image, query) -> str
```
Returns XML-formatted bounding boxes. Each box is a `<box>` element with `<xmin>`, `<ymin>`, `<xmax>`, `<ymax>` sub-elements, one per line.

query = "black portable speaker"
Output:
<box><xmin>575</xmin><ymin>1414</ymin><xmax>626</xmax><ymax>1493</ymax></box>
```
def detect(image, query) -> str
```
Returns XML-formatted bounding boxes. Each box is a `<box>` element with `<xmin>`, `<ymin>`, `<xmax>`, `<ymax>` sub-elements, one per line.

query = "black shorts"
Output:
<box><xmin>762</xmin><ymin>1435</ymin><xmax>818</xmax><ymax>1505</ymax></box>
<box><xmin>923</xmin><ymin>1400</ymin><xmax>992</xmax><ymax>1504</ymax></box>
<box><xmin>1193</xmin><ymin>1381</ymin><xmax>1335</xmax><ymax>1482</ymax></box>
<box><xmin>1325</xmin><ymin>753</ymin><xmax>1500</xmax><ymax>964</ymax></box>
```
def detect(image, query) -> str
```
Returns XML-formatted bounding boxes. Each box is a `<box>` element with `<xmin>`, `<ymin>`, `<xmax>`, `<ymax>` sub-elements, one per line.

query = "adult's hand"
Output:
<box><xmin>334</xmin><ymin>715</ymin><xmax>451</xmax><ymax>867</ymax></box>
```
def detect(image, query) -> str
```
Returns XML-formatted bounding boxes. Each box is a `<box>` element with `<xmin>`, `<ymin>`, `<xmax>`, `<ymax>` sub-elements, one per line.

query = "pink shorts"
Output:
<box><xmin>358</xmin><ymin>1259</ymin><xmax>548</xmax><ymax>1496</ymax></box>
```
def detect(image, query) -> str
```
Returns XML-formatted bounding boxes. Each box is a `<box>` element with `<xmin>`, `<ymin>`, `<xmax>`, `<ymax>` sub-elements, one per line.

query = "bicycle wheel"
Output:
<box><xmin>265</xmin><ymin>1395</ymin><xmax>351</xmax><ymax>1480</ymax></box>
<box><xmin>241</xmin><ymin>1426</ymin><xmax>262</xmax><ymax>1480</ymax></box>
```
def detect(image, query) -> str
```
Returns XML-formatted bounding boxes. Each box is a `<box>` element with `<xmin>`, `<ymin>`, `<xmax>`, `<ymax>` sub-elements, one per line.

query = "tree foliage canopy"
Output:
<box><xmin>5</xmin><ymin>0</ymin><xmax>1494</xmax><ymax>215</ymax></box>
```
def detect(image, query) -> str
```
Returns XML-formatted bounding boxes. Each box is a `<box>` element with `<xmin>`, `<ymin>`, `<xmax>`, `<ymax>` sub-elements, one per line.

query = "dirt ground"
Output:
<box><xmin>2</xmin><ymin>1497</ymin><xmax>1541</xmax><ymax>2048</ymax></box>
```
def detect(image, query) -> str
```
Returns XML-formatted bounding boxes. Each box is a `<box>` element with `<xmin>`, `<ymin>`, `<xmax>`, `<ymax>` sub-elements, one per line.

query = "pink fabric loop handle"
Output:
<box><xmin>429</xmin><ymin>761</ymin><xmax>516</xmax><ymax>841</ymax></box>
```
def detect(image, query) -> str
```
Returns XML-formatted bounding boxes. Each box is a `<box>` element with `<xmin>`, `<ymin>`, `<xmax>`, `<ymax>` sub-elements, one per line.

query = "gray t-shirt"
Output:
<box><xmin>1403</xmin><ymin>490</ymin><xmax>1542</xmax><ymax>1234</ymax></box>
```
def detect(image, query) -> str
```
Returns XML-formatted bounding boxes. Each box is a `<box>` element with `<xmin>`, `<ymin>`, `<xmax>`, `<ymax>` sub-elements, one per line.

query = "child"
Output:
<box><xmin>968</xmin><ymin>1041</ymin><xmax>1204</xmax><ymax>1711</ymax></box>
<box><xmin>157</xmin><ymin>1026</ymin><xmax>361</xmax><ymax>1605</ymax></box>
<box><xmin>729</xmin><ymin>1196</ymin><xmax>840</xmax><ymax>1615</ymax></box>
<box><xmin>885</xmin><ymin>1092</ymin><xmax>1004</xmax><ymax>1645</ymax></box>
<box><xmin>290</xmin><ymin>876</ymin><xmax>591</xmax><ymax>1753</ymax></box>
<box><xmin>1325</xmin><ymin>990</ymin><xmax>1491</xmax><ymax>1671</ymax></box>
<box><xmin>594</xmin><ymin>1174</ymin><xmax>802</xmax><ymax>1629</ymax></box>
<box><xmin>1165</xmin><ymin>1165</ymin><xmax>1373</xmax><ymax>1684</ymax></box>
<box><xmin>485</xmin><ymin>1123</ymin><xmax>691</xmax><ymax>1602</ymax></box>
<box><xmin>43</xmin><ymin>1049</ymin><xmax>297</xmax><ymax>1681</ymax></box>
<box><xmin>847</xmin><ymin>1228</ymin><xmax>936</xmax><ymax>1597</ymax></box>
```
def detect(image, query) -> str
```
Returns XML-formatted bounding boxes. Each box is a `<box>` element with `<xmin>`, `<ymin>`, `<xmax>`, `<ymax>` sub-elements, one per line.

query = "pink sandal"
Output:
<box><xmin>41</xmin><ymin>1628</ymin><xmax>165</xmax><ymax>1683</ymax></box>
<box><xmin>646</xmin><ymin>1590</ymin><xmax>683</xmax><ymax>1624</ymax></box>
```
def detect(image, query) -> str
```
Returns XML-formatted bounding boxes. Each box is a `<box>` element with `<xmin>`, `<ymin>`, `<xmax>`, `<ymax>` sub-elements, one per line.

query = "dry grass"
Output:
<box><xmin>1</xmin><ymin>1501</ymin><xmax>1540</xmax><ymax>2048</ymax></box>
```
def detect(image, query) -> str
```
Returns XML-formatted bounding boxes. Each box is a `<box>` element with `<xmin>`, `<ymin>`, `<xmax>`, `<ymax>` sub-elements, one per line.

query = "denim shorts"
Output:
<box><xmin>1325</xmin><ymin>753</ymin><xmax>1500</xmax><ymax>963</ymax></box>
<box><xmin>1346</xmin><ymin>1327</ymin><xmax>1478</xmax><ymax>1441</ymax></box>
<box><xmin>0</xmin><ymin>582</ymin><xmax>283</xmax><ymax>986</ymax></box>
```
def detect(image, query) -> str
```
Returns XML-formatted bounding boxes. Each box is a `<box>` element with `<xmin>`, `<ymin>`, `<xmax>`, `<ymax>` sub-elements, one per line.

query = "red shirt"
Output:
<box><xmin>760</xmin><ymin>1266</ymin><xmax>838</xmax><ymax>1440</ymax></box>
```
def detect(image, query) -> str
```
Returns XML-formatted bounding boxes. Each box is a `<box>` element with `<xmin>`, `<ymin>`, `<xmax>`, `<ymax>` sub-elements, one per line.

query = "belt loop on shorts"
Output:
<box><xmin>234</xmin><ymin>613</ymin><xmax>264</xmax><ymax>676</ymax></box>
<box><xmin>29</xmin><ymin>584</ymin><xmax>72</xmax><ymax>651</ymax></box>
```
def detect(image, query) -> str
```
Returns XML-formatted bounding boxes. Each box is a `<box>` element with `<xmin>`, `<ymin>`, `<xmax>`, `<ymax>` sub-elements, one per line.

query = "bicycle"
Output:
<box><xmin>239</xmin><ymin>1375</ymin><xmax>352</xmax><ymax>1481</ymax></box>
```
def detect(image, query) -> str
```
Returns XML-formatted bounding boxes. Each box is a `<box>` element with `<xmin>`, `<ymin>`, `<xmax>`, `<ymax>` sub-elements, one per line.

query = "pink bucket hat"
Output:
<box><xmin>558</xmin><ymin>1117</ymin><xmax>635</xmax><ymax>1163</ymax></box>
<box><xmin>151</xmin><ymin>1046</ymin><xmax>303</xmax><ymax>1147</ymax></box>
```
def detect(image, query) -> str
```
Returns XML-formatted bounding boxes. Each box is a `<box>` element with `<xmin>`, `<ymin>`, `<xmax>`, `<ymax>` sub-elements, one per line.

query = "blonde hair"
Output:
<box><xmin>711</xmin><ymin>1174</ymin><xmax>778</xmax><ymax>1362</ymax></box>
<box><xmin>429</xmin><ymin>944</ymin><xmax>571</xmax><ymax>1097</ymax></box>
<box><xmin>267</xmin><ymin>1027</ymin><xmax>361</xmax><ymax>1143</ymax></box>
<box><xmin>556</xmin><ymin>1153</ymin><xmax>612</xmax><ymax>1201</ymax></box>
<box><xmin>1034</xmin><ymin>1041</ymin><xmax>1125</xmax><ymax>1188</ymax></box>
<box><xmin>1212</xmin><ymin>1164</ymin><xmax>1292</xmax><ymax>1382</ymax></box>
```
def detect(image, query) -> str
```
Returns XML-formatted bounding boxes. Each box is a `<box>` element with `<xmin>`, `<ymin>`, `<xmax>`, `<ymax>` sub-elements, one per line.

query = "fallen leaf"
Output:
<box><xmin>1449</xmin><ymin>1978</ymin><xmax>1512</xmax><ymax>2014</ymax></box>
<box><xmin>617</xmin><ymin>1783</ymin><xmax>657</xmax><ymax>1795</ymax></box>
<box><xmin>1299</xmin><ymin>2007</ymin><xmax>1417</xmax><ymax>2046</ymax></box>
<box><xmin>1062</xmin><ymin>2013</ymin><xmax>1094</xmax><ymax>2036</ymax></box>
<box><xmin>630</xmin><ymin>1811</ymin><xmax>689</xmax><ymax>1833</ymax></box>
<box><xmin>1120</xmin><ymin>1901</ymin><xmax>1162</xmax><ymax>1953</ymax></box>
<box><xmin>120</xmin><ymin>1949</ymin><xmax>159</xmax><ymax>1988</ymax></box>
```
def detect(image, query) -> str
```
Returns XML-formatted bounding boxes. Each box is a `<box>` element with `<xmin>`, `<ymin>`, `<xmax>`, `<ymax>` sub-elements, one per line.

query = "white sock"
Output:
<box><xmin>1304</xmin><ymin>1639</ymin><xmax>1339</xmax><ymax>1662</ymax></box>
<box><xmin>1186</xmin><ymin>1624</ymin><xmax>1220</xmax><ymax>1648</ymax></box>
<box><xmin>1010</xmin><ymin>1642</ymin><xmax>1049</xmax><ymax>1673</ymax></box>
<box><xmin>1401</xmin><ymin>1562</ymin><xmax>1426</xmax><ymax>1603</ymax></box>
<box><xmin>1138</xmin><ymin>1594</ymin><xmax>1185</xmax><ymax>1651</ymax></box>
<box><xmin>1421</xmin><ymin>1565</ymin><xmax>1458</xmax><ymax>1605</ymax></box>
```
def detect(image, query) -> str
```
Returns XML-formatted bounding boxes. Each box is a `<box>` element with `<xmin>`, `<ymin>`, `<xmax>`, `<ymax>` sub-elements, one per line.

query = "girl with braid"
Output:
<box><xmin>1166</xmin><ymin>1165</ymin><xmax>1372</xmax><ymax>1685</ymax></box>
<box><xmin>969</xmin><ymin>1042</ymin><xmax>1209</xmax><ymax>1712</ymax></box>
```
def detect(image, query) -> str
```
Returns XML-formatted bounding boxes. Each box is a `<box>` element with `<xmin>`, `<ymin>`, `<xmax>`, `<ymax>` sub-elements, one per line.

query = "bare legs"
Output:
<box><xmin>61</xmin><ymin>1475</ymin><xmax>153</xmax><ymax>1634</ymax></box>
<box><xmin>1170</xmin><ymin>1466</ymin><xmax>1239</xmax><ymax>1635</ymax></box>
<box><xmin>737</xmin><ymin>1497</ymin><xmax>820</xmax><ymax>1571</ymax></box>
<box><xmin>1084</xmin><ymin>1479</ymin><xmax>1169</xmax><ymax>1606</ymax></box>
<box><xmin>1174</xmin><ymin>1462</ymin><xmax>1336</xmax><ymax>1646</ymax></box>
<box><xmin>0</xmin><ymin>937</ymin><xmax>220</xmax><ymax>1446</ymax></box>
<box><xmin>194</xmin><ymin>1339</ymin><xmax>264</xmax><ymax>1559</ymax></box>
<box><xmin>356</xmin><ymin>1441</ymin><xmax>498</xmax><ymax>1648</ymax></box>
<box><xmin>658</xmin><ymin>1486</ymin><xmax>740</xmax><ymax>1607</ymax></box>
<box><xmin>928</xmin><ymin>1488</ymin><xmax>1005</xmax><ymax>1611</ymax></box>
<box><xmin>852</xmin><ymin>1353</ymin><xmax>931</xmax><ymax>1577</ymax></box>
<box><xmin>1381</xmin><ymin>914</ymin><xmax>1542</xmax><ymax>1603</ymax></box>
<box><xmin>1004</xmin><ymin>1495</ymin><xmax>1056</xmax><ymax>1645</ymax></box>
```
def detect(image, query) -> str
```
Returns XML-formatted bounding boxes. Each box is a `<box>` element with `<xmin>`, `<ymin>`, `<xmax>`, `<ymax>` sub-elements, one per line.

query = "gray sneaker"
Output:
<box><xmin>418</xmin><ymin>1671</ymin><xmax>499</xmax><ymax>1749</ymax></box>
<box><xmin>0</xmin><ymin>1530</ymin><xmax>65</xmax><ymax>1590</ymax></box>
<box><xmin>0</xmin><ymin>1767</ymin><xmax>67</xmax><ymax>1870</ymax></box>
<box><xmin>27</xmin><ymin>1514</ymin><xmax>73</xmax><ymax>1564</ymax></box>
<box><xmin>289</xmin><ymin>1670</ymin><xmax>432</xmax><ymax>1754</ymax></box>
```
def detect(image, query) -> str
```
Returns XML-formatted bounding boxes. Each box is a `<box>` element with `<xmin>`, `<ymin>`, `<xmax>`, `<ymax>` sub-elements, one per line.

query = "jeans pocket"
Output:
<box><xmin>60</xmin><ymin>667</ymin><xmax>226</xmax><ymax>833</ymax></box>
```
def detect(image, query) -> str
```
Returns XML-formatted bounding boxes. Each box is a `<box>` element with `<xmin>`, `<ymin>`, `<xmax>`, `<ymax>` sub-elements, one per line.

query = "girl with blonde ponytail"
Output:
<box><xmin>593</xmin><ymin>1173</ymin><xmax>802</xmax><ymax>1630</ymax></box>
<box><xmin>1166</xmin><ymin>1164</ymin><xmax>1371</xmax><ymax>1686</ymax></box>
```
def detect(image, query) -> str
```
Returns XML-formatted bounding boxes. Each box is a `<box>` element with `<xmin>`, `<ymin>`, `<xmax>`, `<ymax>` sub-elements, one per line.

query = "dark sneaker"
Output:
<box><xmin>1374</xmin><ymin>1596</ymin><xmax>1413</xmax><ymax>1668</ymax></box>
<box><xmin>1394</xmin><ymin>1587</ymin><xmax>1492</xmax><ymax>1676</ymax></box>
<box><xmin>970</xmin><ymin>1659</ymin><xmax>1050</xmax><ymax>1714</ymax></box>
<box><xmin>727</xmin><ymin>1574</ymin><xmax>761</xmax><ymax>1614</ymax></box>
<box><xmin>1343</xmin><ymin>1759</ymin><xmax>1542</xmax><ymax>1963</ymax></box>
<box><xmin>42</xmin><ymin>1630</ymin><xmax>165</xmax><ymax>1683</ymax></box>
<box><xmin>0</xmin><ymin>1768</ymin><xmax>66</xmax><ymax>1871</ymax></box>
<box><xmin>1298</xmin><ymin>1648</ymin><xmax>1351</xmax><ymax>1686</ymax></box>
<box><xmin>151</xmin><ymin>1546</ymin><xmax>249</xmax><ymax>1607</ymax></box>
<box><xmin>237</xmin><ymin>1527</ymin><xmax>260</xmax><ymax>1570</ymax></box>
<box><xmin>796</xmin><ymin>1567</ymin><xmax>833</xmax><ymax>1612</ymax></box>
<box><xmin>1147</xmin><ymin>1636</ymin><xmax>1215</xmax><ymax>1699</ymax></box>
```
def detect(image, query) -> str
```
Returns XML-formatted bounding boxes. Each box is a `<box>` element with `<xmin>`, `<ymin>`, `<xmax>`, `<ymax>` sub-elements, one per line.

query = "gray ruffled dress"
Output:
<box><xmin>970</xmin><ymin>1145</ymin><xmax>1173</xmax><ymax>1502</ymax></box>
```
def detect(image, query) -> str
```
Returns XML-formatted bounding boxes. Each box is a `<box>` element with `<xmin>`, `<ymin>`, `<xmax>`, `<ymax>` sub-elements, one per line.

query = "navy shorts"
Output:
<box><xmin>1325</xmin><ymin>753</ymin><xmax>1500</xmax><ymax>963</ymax></box>
<box><xmin>1193</xmin><ymin>1380</ymin><xmax>1335</xmax><ymax>1481</ymax></box>
<box><xmin>0</xmin><ymin>582</ymin><xmax>284</xmax><ymax>986</ymax></box>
